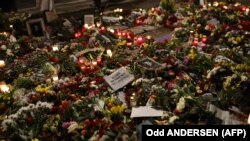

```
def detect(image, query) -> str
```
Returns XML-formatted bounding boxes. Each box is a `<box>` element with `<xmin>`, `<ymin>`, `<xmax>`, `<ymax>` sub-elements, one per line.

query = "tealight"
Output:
<box><xmin>96</xmin><ymin>22</ymin><xmax>101</xmax><ymax>27</ymax></box>
<box><xmin>0</xmin><ymin>60</ymin><xmax>5</xmax><ymax>68</ymax></box>
<box><xmin>146</xmin><ymin>35</ymin><xmax>152</xmax><ymax>40</ymax></box>
<box><xmin>119</xmin><ymin>16</ymin><xmax>123</xmax><ymax>20</ymax></box>
<box><xmin>92</xmin><ymin>61</ymin><xmax>97</xmax><ymax>66</ymax></box>
<box><xmin>52</xmin><ymin>75</ymin><xmax>59</xmax><ymax>82</ymax></box>
<box><xmin>246</xmin><ymin>8</ymin><xmax>249</xmax><ymax>15</ymax></box>
<box><xmin>106</xmin><ymin>49</ymin><xmax>112</xmax><ymax>58</ymax></box>
<box><xmin>0</xmin><ymin>83</ymin><xmax>9</xmax><ymax>93</ymax></box>
<box><xmin>213</xmin><ymin>1</ymin><xmax>219</xmax><ymax>7</ymax></box>
<box><xmin>52</xmin><ymin>45</ymin><xmax>59</xmax><ymax>51</ymax></box>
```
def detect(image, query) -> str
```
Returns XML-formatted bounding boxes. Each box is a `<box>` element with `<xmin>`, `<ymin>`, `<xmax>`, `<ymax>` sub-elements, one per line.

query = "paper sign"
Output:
<box><xmin>104</xmin><ymin>67</ymin><xmax>134</xmax><ymax>91</ymax></box>
<box><xmin>130</xmin><ymin>106</ymin><xmax>164</xmax><ymax>118</ymax></box>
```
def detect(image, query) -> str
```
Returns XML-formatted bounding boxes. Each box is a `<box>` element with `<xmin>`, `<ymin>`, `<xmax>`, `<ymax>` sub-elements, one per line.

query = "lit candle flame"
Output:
<box><xmin>52</xmin><ymin>45</ymin><xmax>59</xmax><ymax>52</ymax></box>
<box><xmin>52</xmin><ymin>75</ymin><xmax>59</xmax><ymax>82</ymax></box>
<box><xmin>0</xmin><ymin>60</ymin><xmax>5</xmax><ymax>68</ymax></box>
<box><xmin>106</xmin><ymin>49</ymin><xmax>112</xmax><ymax>58</ymax></box>
<box><xmin>0</xmin><ymin>83</ymin><xmax>9</xmax><ymax>93</ymax></box>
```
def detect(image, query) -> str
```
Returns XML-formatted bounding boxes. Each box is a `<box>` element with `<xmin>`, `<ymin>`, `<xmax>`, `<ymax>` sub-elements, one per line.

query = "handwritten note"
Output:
<box><xmin>104</xmin><ymin>67</ymin><xmax>134</xmax><ymax>91</ymax></box>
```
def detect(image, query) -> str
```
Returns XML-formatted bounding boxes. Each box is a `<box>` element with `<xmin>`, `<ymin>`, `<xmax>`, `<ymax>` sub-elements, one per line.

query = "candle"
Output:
<box><xmin>92</xmin><ymin>61</ymin><xmax>97</xmax><ymax>67</ymax></box>
<box><xmin>119</xmin><ymin>8</ymin><xmax>123</xmax><ymax>12</ymax></box>
<box><xmin>242</xmin><ymin>6</ymin><xmax>246</xmax><ymax>12</ymax></box>
<box><xmin>80</xmin><ymin>66</ymin><xmax>86</xmax><ymax>71</ymax></box>
<box><xmin>0</xmin><ymin>82</ymin><xmax>10</xmax><ymax>93</ymax></box>
<box><xmin>96</xmin><ymin>22</ymin><xmax>101</xmax><ymax>27</ymax></box>
<box><xmin>130</xmin><ymin>96</ymin><xmax>136</xmax><ymax>106</ymax></box>
<box><xmin>213</xmin><ymin>2</ymin><xmax>218</xmax><ymax>7</ymax></box>
<box><xmin>0</xmin><ymin>60</ymin><xmax>5</xmax><ymax>68</ymax></box>
<box><xmin>108</xmin><ymin>28</ymin><xmax>115</xmax><ymax>33</ymax></box>
<box><xmin>127</xmin><ymin>42</ymin><xmax>132</xmax><ymax>47</ymax></box>
<box><xmin>246</xmin><ymin>8</ymin><xmax>249</xmax><ymax>15</ymax></box>
<box><xmin>106</xmin><ymin>49</ymin><xmax>112</xmax><ymax>58</ymax></box>
<box><xmin>52</xmin><ymin>45</ymin><xmax>59</xmax><ymax>52</ymax></box>
<box><xmin>74</xmin><ymin>32</ymin><xmax>82</xmax><ymax>38</ymax></box>
<box><xmin>97</xmin><ymin>57</ymin><xmax>102</xmax><ymax>65</ymax></box>
<box><xmin>9</xmin><ymin>25</ymin><xmax>13</xmax><ymax>28</ymax></box>
<box><xmin>117</xmin><ymin>31</ymin><xmax>122</xmax><ymax>36</ymax></box>
<box><xmin>119</xmin><ymin>16</ymin><xmax>123</xmax><ymax>20</ymax></box>
<box><xmin>193</xmin><ymin>39</ymin><xmax>199</xmax><ymax>46</ymax></box>
<box><xmin>137</xmin><ymin>37</ymin><xmax>144</xmax><ymax>45</ymax></box>
<box><xmin>202</xmin><ymin>36</ymin><xmax>207</xmax><ymax>43</ymax></box>
<box><xmin>52</xmin><ymin>75</ymin><xmax>59</xmax><ymax>82</ymax></box>
<box><xmin>146</xmin><ymin>35</ymin><xmax>152</xmax><ymax>40</ymax></box>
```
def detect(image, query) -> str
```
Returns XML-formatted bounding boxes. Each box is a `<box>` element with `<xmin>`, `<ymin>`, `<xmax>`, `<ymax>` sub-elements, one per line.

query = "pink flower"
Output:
<box><xmin>167</xmin><ymin>81</ymin><xmax>176</xmax><ymax>90</ymax></box>
<box><xmin>62</xmin><ymin>121</ymin><xmax>74</xmax><ymax>128</ymax></box>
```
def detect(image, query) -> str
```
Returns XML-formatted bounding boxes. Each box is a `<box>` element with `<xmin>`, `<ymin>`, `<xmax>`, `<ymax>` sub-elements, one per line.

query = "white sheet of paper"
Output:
<box><xmin>130</xmin><ymin>106</ymin><xmax>164</xmax><ymax>118</ymax></box>
<box><xmin>208</xmin><ymin>103</ymin><xmax>230</xmax><ymax>124</ymax></box>
<box><xmin>104</xmin><ymin>67</ymin><xmax>135</xmax><ymax>91</ymax></box>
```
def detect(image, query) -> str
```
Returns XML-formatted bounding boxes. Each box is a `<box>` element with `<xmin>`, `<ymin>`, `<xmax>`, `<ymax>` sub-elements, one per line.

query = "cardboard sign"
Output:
<box><xmin>104</xmin><ymin>67</ymin><xmax>134</xmax><ymax>91</ymax></box>
<box><xmin>130</xmin><ymin>106</ymin><xmax>164</xmax><ymax>118</ymax></box>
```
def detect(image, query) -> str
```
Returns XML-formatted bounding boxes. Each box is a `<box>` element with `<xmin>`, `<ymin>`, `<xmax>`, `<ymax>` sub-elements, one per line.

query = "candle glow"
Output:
<box><xmin>52</xmin><ymin>75</ymin><xmax>59</xmax><ymax>82</ymax></box>
<box><xmin>0</xmin><ymin>60</ymin><xmax>5</xmax><ymax>68</ymax></box>
<box><xmin>0</xmin><ymin>82</ymin><xmax>10</xmax><ymax>93</ymax></box>
<box><xmin>52</xmin><ymin>45</ymin><xmax>59</xmax><ymax>51</ymax></box>
<box><xmin>106</xmin><ymin>49</ymin><xmax>112</xmax><ymax>58</ymax></box>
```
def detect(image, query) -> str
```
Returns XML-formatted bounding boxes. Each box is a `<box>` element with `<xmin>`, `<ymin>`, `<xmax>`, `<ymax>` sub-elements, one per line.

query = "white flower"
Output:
<box><xmin>1</xmin><ymin>44</ymin><xmax>7</xmax><ymax>50</ymax></box>
<box><xmin>6</xmin><ymin>49</ymin><xmax>14</xmax><ymax>56</ymax></box>
<box><xmin>169</xmin><ymin>115</ymin><xmax>179</xmax><ymax>124</ymax></box>
<box><xmin>176</xmin><ymin>97</ymin><xmax>185</xmax><ymax>112</ymax></box>
<box><xmin>207</xmin><ymin>66</ymin><xmax>221</xmax><ymax>79</ymax></box>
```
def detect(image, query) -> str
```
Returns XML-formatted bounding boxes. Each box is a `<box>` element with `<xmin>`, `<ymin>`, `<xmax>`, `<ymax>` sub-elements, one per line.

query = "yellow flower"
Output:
<box><xmin>161</xmin><ymin>0</ymin><xmax>167</xmax><ymax>5</ymax></box>
<box><xmin>110</xmin><ymin>104</ymin><xmax>125</xmax><ymax>114</ymax></box>
<box><xmin>188</xmin><ymin>48</ymin><xmax>196</xmax><ymax>60</ymax></box>
<box><xmin>32</xmin><ymin>138</ymin><xmax>39</xmax><ymax>141</ymax></box>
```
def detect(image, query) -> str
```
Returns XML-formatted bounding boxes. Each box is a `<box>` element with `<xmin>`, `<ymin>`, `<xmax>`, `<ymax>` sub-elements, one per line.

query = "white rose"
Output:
<box><xmin>156</xmin><ymin>15</ymin><xmax>163</xmax><ymax>23</ymax></box>
<box><xmin>6</xmin><ymin>49</ymin><xmax>14</xmax><ymax>56</ymax></box>
<box><xmin>1</xmin><ymin>45</ymin><xmax>7</xmax><ymax>50</ymax></box>
<box><xmin>176</xmin><ymin>97</ymin><xmax>185</xmax><ymax>112</ymax></box>
<box><xmin>67</xmin><ymin>122</ymin><xmax>79</xmax><ymax>133</ymax></box>
<box><xmin>169</xmin><ymin>115</ymin><xmax>179</xmax><ymax>124</ymax></box>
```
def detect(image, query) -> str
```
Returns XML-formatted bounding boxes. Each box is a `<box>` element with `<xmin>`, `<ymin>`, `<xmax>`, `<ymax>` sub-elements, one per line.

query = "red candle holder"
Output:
<box><xmin>137</xmin><ymin>37</ymin><xmax>144</xmax><ymax>45</ymax></box>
